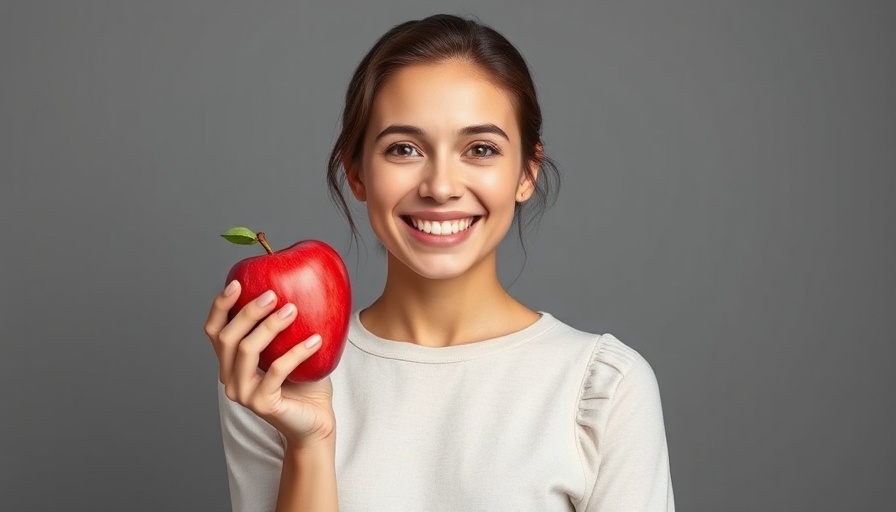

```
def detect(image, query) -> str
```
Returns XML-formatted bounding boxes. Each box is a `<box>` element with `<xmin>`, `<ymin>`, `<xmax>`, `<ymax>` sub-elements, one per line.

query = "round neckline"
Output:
<box><xmin>346</xmin><ymin>310</ymin><xmax>558</xmax><ymax>364</ymax></box>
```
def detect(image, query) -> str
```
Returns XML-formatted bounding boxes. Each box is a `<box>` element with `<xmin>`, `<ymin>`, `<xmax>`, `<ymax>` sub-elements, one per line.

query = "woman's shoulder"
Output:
<box><xmin>534</xmin><ymin>313</ymin><xmax>661</xmax><ymax>402</ymax></box>
<box><xmin>532</xmin><ymin>313</ymin><xmax>648</xmax><ymax>367</ymax></box>
<box><xmin>556</xmin><ymin>314</ymin><xmax>667</xmax><ymax>449</ymax></box>
<box><xmin>557</xmin><ymin>317</ymin><xmax>674</xmax><ymax>511</ymax></box>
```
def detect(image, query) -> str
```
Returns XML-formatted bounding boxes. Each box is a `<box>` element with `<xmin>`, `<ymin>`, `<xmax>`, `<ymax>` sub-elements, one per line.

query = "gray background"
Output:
<box><xmin>1</xmin><ymin>0</ymin><xmax>893</xmax><ymax>510</ymax></box>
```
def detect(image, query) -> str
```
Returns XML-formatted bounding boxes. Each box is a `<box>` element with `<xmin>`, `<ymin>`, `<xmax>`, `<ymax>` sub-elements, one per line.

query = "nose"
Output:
<box><xmin>418</xmin><ymin>157</ymin><xmax>463</xmax><ymax>203</ymax></box>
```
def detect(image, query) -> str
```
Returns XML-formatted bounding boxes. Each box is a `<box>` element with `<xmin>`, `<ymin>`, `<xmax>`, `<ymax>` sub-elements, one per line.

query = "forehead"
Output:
<box><xmin>367</xmin><ymin>60</ymin><xmax>519</xmax><ymax>139</ymax></box>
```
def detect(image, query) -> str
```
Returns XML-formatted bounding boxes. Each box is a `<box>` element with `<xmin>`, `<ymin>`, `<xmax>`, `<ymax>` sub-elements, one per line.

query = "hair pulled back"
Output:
<box><xmin>326</xmin><ymin>14</ymin><xmax>559</xmax><ymax>246</ymax></box>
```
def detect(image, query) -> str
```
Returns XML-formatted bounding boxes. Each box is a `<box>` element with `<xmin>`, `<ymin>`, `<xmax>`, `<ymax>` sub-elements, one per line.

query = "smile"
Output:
<box><xmin>402</xmin><ymin>216</ymin><xmax>479</xmax><ymax>235</ymax></box>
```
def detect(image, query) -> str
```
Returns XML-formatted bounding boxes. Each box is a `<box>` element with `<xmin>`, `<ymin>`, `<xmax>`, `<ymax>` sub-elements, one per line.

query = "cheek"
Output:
<box><xmin>363</xmin><ymin>180</ymin><xmax>410</xmax><ymax>241</ymax></box>
<box><xmin>364</xmin><ymin>164</ymin><xmax>422</xmax><ymax>203</ymax></box>
<box><xmin>480</xmin><ymin>172</ymin><xmax>525</xmax><ymax>209</ymax></box>
<box><xmin>364</xmin><ymin>195</ymin><xmax>395</xmax><ymax>245</ymax></box>
<box><xmin>365</xmin><ymin>179</ymin><xmax>402</xmax><ymax>208</ymax></box>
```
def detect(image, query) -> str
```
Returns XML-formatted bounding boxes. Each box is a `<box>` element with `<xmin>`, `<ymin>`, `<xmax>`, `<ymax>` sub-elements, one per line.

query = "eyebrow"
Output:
<box><xmin>373</xmin><ymin>123</ymin><xmax>510</xmax><ymax>142</ymax></box>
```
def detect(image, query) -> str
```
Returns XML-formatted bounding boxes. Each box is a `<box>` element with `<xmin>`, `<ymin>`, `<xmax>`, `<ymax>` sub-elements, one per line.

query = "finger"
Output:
<box><xmin>218</xmin><ymin>288</ymin><xmax>279</xmax><ymax>347</ymax></box>
<box><xmin>232</xmin><ymin>302</ymin><xmax>299</xmax><ymax>398</ymax></box>
<box><xmin>205</xmin><ymin>280</ymin><xmax>242</xmax><ymax>384</ymax></box>
<box><xmin>256</xmin><ymin>333</ymin><xmax>323</xmax><ymax>398</ymax></box>
<box><xmin>218</xmin><ymin>289</ymin><xmax>279</xmax><ymax>383</ymax></box>
<box><xmin>204</xmin><ymin>279</ymin><xmax>241</xmax><ymax>341</ymax></box>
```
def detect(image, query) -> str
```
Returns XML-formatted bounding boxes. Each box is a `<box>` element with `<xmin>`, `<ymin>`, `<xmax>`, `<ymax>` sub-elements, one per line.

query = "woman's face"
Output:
<box><xmin>348</xmin><ymin>60</ymin><xmax>536</xmax><ymax>280</ymax></box>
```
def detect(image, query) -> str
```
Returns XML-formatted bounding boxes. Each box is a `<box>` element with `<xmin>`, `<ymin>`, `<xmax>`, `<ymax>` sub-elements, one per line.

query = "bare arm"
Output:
<box><xmin>276</xmin><ymin>437</ymin><xmax>339</xmax><ymax>512</ymax></box>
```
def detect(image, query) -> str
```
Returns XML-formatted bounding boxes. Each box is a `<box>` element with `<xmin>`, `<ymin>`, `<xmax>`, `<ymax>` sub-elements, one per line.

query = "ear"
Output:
<box><xmin>516</xmin><ymin>144</ymin><xmax>542</xmax><ymax>202</ymax></box>
<box><xmin>344</xmin><ymin>156</ymin><xmax>367</xmax><ymax>201</ymax></box>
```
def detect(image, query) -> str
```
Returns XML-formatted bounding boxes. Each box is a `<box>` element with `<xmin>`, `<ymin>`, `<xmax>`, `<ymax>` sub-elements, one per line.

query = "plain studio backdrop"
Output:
<box><xmin>1</xmin><ymin>1</ymin><xmax>893</xmax><ymax>510</ymax></box>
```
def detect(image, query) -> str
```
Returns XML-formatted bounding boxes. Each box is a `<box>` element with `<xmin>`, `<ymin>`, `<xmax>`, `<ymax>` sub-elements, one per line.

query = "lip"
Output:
<box><xmin>402</xmin><ymin>210</ymin><xmax>482</xmax><ymax>221</ymax></box>
<box><xmin>400</xmin><ymin>212</ymin><xmax>482</xmax><ymax>247</ymax></box>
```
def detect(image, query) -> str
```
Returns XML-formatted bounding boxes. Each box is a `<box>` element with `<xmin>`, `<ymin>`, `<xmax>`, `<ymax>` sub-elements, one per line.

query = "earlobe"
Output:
<box><xmin>517</xmin><ymin>146</ymin><xmax>542</xmax><ymax>202</ymax></box>
<box><xmin>516</xmin><ymin>180</ymin><xmax>534</xmax><ymax>202</ymax></box>
<box><xmin>516</xmin><ymin>172</ymin><xmax>536</xmax><ymax>202</ymax></box>
<box><xmin>344</xmin><ymin>157</ymin><xmax>367</xmax><ymax>201</ymax></box>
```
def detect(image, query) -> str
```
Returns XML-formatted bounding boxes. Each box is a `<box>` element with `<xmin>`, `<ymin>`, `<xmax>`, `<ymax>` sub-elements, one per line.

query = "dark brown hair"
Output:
<box><xmin>326</xmin><ymin>14</ymin><xmax>560</xmax><ymax>248</ymax></box>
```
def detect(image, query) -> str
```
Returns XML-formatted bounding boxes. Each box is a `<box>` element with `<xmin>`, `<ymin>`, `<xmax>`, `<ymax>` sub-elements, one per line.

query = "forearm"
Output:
<box><xmin>275</xmin><ymin>437</ymin><xmax>338</xmax><ymax>512</ymax></box>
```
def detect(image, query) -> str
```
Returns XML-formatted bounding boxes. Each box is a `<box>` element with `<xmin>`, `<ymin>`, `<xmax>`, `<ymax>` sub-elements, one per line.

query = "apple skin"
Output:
<box><xmin>224</xmin><ymin>240</ymin><xmax>351</xmax><ymax>382</ymax></box>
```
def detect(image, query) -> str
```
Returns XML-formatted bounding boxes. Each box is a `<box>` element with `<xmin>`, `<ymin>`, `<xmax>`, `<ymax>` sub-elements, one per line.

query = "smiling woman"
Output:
<box><xmin>205</xmin><ymin>13</ymin><xmax>675</xmax><ymax>512</ymax></box>
<box><xmin>350</xmin><ymin>61</ymin><xmax>535</xmax><ymax>282</ymax></box>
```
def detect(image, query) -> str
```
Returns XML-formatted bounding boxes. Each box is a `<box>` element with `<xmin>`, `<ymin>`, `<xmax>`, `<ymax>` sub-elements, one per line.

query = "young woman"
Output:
<box><xmin>205</xmin><ymin>14</ymin><xmax>674</xmax><ymax>512</ymax></box>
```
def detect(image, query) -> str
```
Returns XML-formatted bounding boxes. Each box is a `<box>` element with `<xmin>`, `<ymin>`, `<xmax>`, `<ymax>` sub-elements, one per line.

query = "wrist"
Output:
<box><xmin>285</xmin><ymin>432</ymin><xmax>335</xmax><ymax>458</ymax></box>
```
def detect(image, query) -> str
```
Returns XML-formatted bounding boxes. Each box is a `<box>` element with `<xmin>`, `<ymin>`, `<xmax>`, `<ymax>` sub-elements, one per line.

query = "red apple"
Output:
<box><xmin>221</xmin><ymin>227</ymin><xmax>351</xmax><ymax>382</ymax></box>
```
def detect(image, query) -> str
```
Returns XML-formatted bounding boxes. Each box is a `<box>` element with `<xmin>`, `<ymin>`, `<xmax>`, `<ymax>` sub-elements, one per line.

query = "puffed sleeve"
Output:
<box><xmin>217</xmin><ymin>381</ymin><xmax>285</xmax><ymax>512</ymax></box>
<box><xmin>575</xmin><ymin>334</ymin><xmax>675</xmax><ymax>511</ymax></box>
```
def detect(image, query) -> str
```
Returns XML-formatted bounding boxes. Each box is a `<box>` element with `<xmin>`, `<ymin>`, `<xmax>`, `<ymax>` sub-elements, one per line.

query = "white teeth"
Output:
<box><xmin>408</xmin><ymin>217</ymin><xmax>475</xmax><ymax>235</ymax></box>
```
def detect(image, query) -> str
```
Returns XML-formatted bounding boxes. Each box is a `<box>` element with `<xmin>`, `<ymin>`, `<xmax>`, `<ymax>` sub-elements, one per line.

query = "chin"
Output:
<box><xmin>392</xmin><ymin>252</ymin><xmax>480</xmax><ymax>281</ymax></box>
<box><xmin>412</xmin><ymin>268</ymin><xmax>469</xmax><ymax>281</ymax></box>
<box><xmin>409</xmin><ymin>260</ymin><xmax>473</xmax><ymax>281</ymax></box>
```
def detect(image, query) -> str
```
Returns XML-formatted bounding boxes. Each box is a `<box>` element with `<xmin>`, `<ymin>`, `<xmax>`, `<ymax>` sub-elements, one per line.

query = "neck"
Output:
<box><xmin>360</xmin><ymin>252</ymin><xmax>538</xmax><ymax>347</ymax></box>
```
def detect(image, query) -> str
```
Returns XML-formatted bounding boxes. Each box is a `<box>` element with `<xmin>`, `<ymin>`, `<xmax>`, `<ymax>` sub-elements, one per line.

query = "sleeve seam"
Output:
<box><xmin>572</xmin><ymin>333</ymin><xmax>607</xmax><ymax>508</ymax></box>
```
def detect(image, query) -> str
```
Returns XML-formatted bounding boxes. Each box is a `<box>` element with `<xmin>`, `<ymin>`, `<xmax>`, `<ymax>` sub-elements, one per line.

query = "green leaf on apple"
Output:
<box><xmin>221</xmin><ymin>226</ymin><xmax>258</xmax><ymax>245</ymax></box>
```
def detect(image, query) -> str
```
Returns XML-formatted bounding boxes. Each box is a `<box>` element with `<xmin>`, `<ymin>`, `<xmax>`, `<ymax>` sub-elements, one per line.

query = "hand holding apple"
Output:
<box><xmin>220</xmin><ymin>227</ymin><xmax>352</xmax><ymax>382</ymax></box>
<box><xmin>204</xmin><ymin>279</ymin><xmax>337</xmax><ymax>448</ymax></box>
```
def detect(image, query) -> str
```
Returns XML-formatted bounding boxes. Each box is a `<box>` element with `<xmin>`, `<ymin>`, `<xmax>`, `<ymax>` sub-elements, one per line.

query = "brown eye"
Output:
<box><xmin>386</xmin><ymin>143</ymin><xmax>420</xmax><ymax>157</ymax></box>
<box><xmin>467</xmin><ymin>144</ymin><xmax>499</xmax><ymax>158</ymax></box>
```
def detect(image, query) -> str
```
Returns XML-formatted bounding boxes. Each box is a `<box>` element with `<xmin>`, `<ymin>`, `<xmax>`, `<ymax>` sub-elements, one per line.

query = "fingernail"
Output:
<box><xmin>255</xmin><ymin>290</ymin><xmax>276</xmax><ymax>307</ymax></box>
<box><xmin>223</xmin><ymin>280</ymin><xmax>238</xmax><ymax>297</ymax></box>
<box><xmin>304</xmin><ymin>334</ymin><xmax>322</xmax><ymax>349</ymax></box>
<box><xmin>277</xmin><ymin>303</ymin><xmax>296</xmax><ymax>320</ymax></box>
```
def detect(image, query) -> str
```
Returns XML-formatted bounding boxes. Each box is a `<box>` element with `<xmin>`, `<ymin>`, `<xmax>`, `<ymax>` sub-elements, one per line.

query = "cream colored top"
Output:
<box><xmin>218</xmin><ymin>311</ymin><xmax>675</xmax><ymax>511</ymax></box>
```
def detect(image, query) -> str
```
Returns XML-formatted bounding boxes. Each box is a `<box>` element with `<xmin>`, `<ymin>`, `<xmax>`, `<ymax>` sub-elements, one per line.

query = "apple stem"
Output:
<box><xmin>256</xmin><ymin>231</ymin><xmax>275</xmax><ymax>255</ymax></box>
